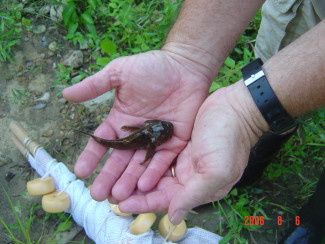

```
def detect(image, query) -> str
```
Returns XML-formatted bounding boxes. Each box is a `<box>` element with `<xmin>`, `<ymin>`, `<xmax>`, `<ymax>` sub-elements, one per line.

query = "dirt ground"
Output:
<box><xmin>0</xmin><ymin>18</ymin><xmax>322</xmax><ymax>244</ymax></box>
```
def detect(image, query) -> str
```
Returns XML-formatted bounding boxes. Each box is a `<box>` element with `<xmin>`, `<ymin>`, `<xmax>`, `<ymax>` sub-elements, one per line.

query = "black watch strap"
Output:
<box><xmin>241</xmin><ymin>58</ymin><xmax>297</xmax><ymax>134</ymax></box>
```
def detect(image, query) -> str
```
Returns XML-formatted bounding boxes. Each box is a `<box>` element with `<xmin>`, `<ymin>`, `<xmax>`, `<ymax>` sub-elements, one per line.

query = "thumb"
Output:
<box><xmin>168</xmin><ymin>174</ymin><xmax>214</xmax><ymax>225</ymax></box>
<box><xmin>62</xmin><ymin>58</ymin><xmax>122</xmax><ymax>103</ymax></box>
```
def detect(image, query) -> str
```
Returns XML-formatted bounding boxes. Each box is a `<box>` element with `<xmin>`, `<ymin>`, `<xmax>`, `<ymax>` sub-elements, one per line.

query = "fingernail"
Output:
<box><xmin>170</xmin><ymin>210</ymin><xmax>188</xmax><ymax>225</ymax></box>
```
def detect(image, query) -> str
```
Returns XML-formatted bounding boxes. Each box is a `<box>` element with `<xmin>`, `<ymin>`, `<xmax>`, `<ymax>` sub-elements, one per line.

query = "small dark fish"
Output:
<box><xmin>80</xmin><ymin>120</ymin><xmax>173</xmax><ymax>164</ymax></box>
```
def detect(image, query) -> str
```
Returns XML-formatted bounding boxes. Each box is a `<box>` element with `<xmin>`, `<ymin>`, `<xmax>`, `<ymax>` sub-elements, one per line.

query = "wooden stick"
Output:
<box><xmin>10</xmin><ymin>121</ymin><xmax>41</xmax><ymax>157</ymax></box>
<box><xmin>11</xmin><ymin>135</ymin><xmax>28</xmax><ymax>158</ymax></box>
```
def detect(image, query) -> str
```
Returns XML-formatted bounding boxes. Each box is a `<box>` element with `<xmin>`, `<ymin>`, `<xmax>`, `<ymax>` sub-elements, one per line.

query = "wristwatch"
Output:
<box><xmin>241</xmin><ymin>58</ymin><xmax>297</xmax><ymax>134</ymax></box>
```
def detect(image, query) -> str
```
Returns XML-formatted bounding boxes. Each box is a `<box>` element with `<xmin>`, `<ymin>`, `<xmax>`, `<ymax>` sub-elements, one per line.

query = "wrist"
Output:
<box><xmin>162</xmin><ymin>42</ymin><xmax>225</xmax><ymax>82</ymax></box>
<box><xmin>224</xmin><ymin>81</ymin><xmax>270</xmax><ymax>145</ymax></box>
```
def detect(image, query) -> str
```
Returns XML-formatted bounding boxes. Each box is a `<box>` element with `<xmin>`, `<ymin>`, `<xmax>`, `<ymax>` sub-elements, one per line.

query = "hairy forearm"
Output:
<box><xmin>263</xmin><ymin>19</ymin><xmax>325</xmax><ymax>118</ymax></box>
<box><xmin>162</xmin><ymin>0</ymin><xmax>264</xmax><ymax>81</ymax></box>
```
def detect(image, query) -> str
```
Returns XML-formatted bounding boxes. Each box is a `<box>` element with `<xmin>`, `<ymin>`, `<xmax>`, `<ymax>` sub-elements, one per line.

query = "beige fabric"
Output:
<box><xmin>255</xmin><ymin>0</ymin><xmax>325</xmax><ymax>62</ymax></box>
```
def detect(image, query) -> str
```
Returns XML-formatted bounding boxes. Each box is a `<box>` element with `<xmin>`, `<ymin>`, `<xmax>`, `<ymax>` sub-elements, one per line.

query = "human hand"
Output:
<box><xmin>116</xmin><ymin>81</ymin><xmax>269</xmax><ymax>224</ymax></box>
<box><xmin>63</xmin><ymin>50</ymin><xmax>212</xmax><ymax>202</ymax></box>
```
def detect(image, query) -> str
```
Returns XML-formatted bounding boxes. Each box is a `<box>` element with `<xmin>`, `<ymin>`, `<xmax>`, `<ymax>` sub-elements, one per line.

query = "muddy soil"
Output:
<box><xmin>0</xmin><ymin>13</ymin><xmax>320</xmax><ymax>244</ymax></box>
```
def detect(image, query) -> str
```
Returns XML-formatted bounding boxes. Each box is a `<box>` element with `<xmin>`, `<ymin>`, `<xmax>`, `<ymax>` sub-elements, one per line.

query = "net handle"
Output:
<box><xmin>10</xmin><ymin>121</ymin><xmax>41</xmax><ymax>157</ymax></box>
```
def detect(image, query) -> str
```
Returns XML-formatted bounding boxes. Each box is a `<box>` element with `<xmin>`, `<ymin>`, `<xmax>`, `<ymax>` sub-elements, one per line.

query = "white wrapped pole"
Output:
<box><xmin>10</xmin><ymin>122</ymin><xmax>223</xmax><ymax>244</ymax></box>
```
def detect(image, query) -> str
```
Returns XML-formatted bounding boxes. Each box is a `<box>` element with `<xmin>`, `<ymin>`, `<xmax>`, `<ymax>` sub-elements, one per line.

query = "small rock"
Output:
<box><xmin>61</xmin><ymin>50</ymin><xmax>83</xmax><ymax>68</ymax></box>
<box><xmin>33</xmin><ymin>25</ymin><xmax>46</xmax><ymax>34</ymax></box>
<box><xmin>91</xmin><ymin>54</ymin><xmax>97</xmax><ymax>61</ymax></box>
<box><xmin>45</xmin><ymin>59</ymin><xmax>53</xmax><ymax>66</ymax></box>
<box><xmin>48</xmin><ymin>26</ymin><xmax>57</xmax><ymax>32</ymax></box>
<box><xmin>41</xmin><ymin>36</ymin><xmax>47</xmax><ymax>47</ymax></box>
<box><xmin>26</xmin><ymin>61</ymin><xmax>36</xmax><ymax>70</ymax></box>
<box><xmin>58</xmin><ymin>97</ymin><xmax>67</xmax><ymax>104</ymax></box>
<box><xmin>40</xmin><ymin>53</ymin><xmax>46</xmax><ymax>58</ymax></box>
<box><xmin>79</xmin><ymin>39</ymin><xmax>90</xmax><ymax>50</ymax></box>
<box><xmin>42</xmin><ymin>129</ymin><xmax>54</xmax><ymax>137</ymax></box>
<box><xmin>48</xmin><ymin>41</ymin><xmax>57</xmax><ymax>52</ymax></box>
<box><xmin>62</xmin><ymin>138</ymin><xmax>70</xmax><ymax>146</ymax></box>
<box><xmin>39</xmin><ymin>6</ymin><xmax>50</xmax><ymax>16</ymax></box>
<box><xmin>24</xmin><ymin>7</ymin><xmax>35</xmax><ymax>14</ymax></box>
<box><xmin>35</xmin><ymin>92</ymin><xmax>50</xmax><ymax>102</ymax></box>
<box><xmin>34</xmin><ymin>103</ymin><xmax>47</xmax><ymax>110</ymax></box>
<box><xmin>52</xmin><ymin>62</ymin><xmax>57</xmax><ymax>69</ymax></box>
<box><xmin>82</xmin><ymin>89</ymin><xmax>115</xmax><ymax>112</ymax></box>
<box><xmin>0</xmin><ymin>112</ymin><xmax>6</xmax><ymax>118</ymax></box>
<box><xmin>50</xmin><ymin>5</ymin><xmax>63</xmax><ymax>23</ymax></box>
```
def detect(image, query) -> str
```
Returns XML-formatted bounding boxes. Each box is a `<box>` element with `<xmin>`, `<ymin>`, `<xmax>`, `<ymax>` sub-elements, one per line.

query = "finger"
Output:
<box><xmin>168</xmin><ymin>174</ymin><xmax>214</xmax><ymax>225</ymax></box>
<box><xmin>62</xmin><ymin>59</ymin><xmax>122</xmax><ymax>103</ymax></box>
<box><xmin>74</xmin><ymin>121</ymin><xmax>116</xmax><ymax>178</ymax></box>
<box><xmin>118</xmin><ymin>177</ymin><xmax>180</xmax><ymax>213</ymax></box>
<box><xmin>107</xmin><ymin>193</ymin><xmax>119</xmax><ymax>204</ymax></box>
<box><xmin>137</xmin><ymin>149</ymin><xmax>177</xmax><ymax>192</ymax></box>
<box><xmin>90</xmin><ymin>148</ymin><xmax>134</xmax><ymax>201</ymax></box>
<box><xmin>111</xmin><ymin>149</ymin><xmax>148</xmax><ymax>201</ymax></box>
<box><xmin>74</xmin><ymin>140</ymin><xmax>108</xmax><ymax>178</ymax></box>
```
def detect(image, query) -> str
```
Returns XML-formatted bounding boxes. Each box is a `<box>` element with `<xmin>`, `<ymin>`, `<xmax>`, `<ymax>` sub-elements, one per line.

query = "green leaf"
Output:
<box><xmin>16</xmin><ymin>11</ymin><xmax>22</xmax><ymax>20</ymax></box>
<box><xmin>235</xmin><ymin>197</ymin><xmax>249</xmax><ymax>209</ymax></box>
<box><xmin>230</xmin><ymin>188</ymin><xmax>238</xmax><ymax>196</ymax></box>
<box><xmin>109</xmin><ymin>2</ymin><xmax>118</xmax><ymax>8</ymax></box>
<box><xmin>81</xmin><ymin>10</ymin><xmax>94</xmax><ymax>25</ymax></box>
<box><xmin>68</xmin><ymin>22</ymin><xmax>78</xmax><ymax>35</ymax></box>
<box><xmin>220</xmin><ymin>231</ymin><xmax>234</xmax><ymax>244</ymax></box>
<box><xmin>96</xmin><ymin>56</ymin><xmax>110</xmax><ymax>66</ymax></box>
<box><xmin>84</xmin><ymin>23</ymin><xmax>97</xmax><ymax>36</ymax></box>
<box><xmin>62</xmin><ymin>1</ymin><xmax>77</xmax><ymax>27</ymax></box>
<box><xmin>22</xmin><ymin>17</ymin><xmax>30</xmax><ymax>26</ymax></box>
<box><xmin>224</xmin><ymin>56</ymin><xmax>235</xmax><ymax>69</ymax></box>
<box><xmin>209</xmin><ymin>81</ymin><xmax>221</xmax><ymax>93</ymax></box>
<box><xmin>87</xmin><ymin>0</ymin><xmax>97</xmax><ymax>9</ymax></box>
<box><xmin>100</xmin><ymin>39</ymin><xmax>117</xmax><ymax>56</ymax></box>
<box><xmin>58</xmin><ymin>220</ymin><xmax>73</xmax><ymax>232</ymax></box>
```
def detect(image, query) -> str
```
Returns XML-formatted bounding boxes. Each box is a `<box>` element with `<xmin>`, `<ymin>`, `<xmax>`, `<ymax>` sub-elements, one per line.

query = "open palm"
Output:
<box><xmin>116</xmin><ymin>83</ymin><xmax>265</xmax><ymax>225</ymax></box>
<box><xmin>63</xmin><ymin>50</ymin><xmax>211</xmax><ymax>202</ymax></box>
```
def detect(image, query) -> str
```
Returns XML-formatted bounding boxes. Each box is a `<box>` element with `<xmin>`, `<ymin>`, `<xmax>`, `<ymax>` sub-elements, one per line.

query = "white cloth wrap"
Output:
<box><xmin>27</xmin><ymin>148</ymin><xmax>222</xmax><ymax>244</ymax></box>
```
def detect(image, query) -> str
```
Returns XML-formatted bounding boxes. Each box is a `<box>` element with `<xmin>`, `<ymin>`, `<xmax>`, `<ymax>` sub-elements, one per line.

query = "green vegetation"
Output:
<box><xmin>8</xmin><ymin>88</ymin><xmax>30</xmax><ymax>105</ymax></box>
<box><xmin>54</xmin><ymin>0</ymin><xmax>181</xmax><ymax>89</ymax></box>
<box><xmin>0</xmin><ymin>186</ymin><xmax>77</xmax><ymax>244</ymax></box>
<box><xmin>0</xmin><ymin>1</ymin><xmax>23</xmax><ymax>65</ymax></box>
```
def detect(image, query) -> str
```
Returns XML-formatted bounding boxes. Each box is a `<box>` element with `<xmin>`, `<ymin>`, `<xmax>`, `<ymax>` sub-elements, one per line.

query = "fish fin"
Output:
<box><xmin>140</xmin><ymin>143</ymin><xmax>155</xmax><ymax>165</ymax></box>
<box><xmin>79</xmin><ymin>130</ymin><xmax>93</xmax><ymax>137</ymax></box>
<box><xmin>120</xmin><ymin>126</ymin><xmax>141</xmax><ymax>132</ymax></box>
<box><xmin>79</xmin><ymin>130</ymin><xmax>111</xmax><ymax>146</ymax></box>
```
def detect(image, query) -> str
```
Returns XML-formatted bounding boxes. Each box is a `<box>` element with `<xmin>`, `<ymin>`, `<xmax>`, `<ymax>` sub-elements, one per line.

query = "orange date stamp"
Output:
<box><xmin>244</xmin><ymin>216</ymin><xmax>301</xmax><ymax>226</ymax></box>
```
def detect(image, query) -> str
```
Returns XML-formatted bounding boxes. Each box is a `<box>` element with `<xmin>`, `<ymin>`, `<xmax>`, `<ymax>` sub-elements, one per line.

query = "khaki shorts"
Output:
<box><xmin>255</xmin><ymin>0</ymin><xmax>325</xmax><ymax>62</ymax></box>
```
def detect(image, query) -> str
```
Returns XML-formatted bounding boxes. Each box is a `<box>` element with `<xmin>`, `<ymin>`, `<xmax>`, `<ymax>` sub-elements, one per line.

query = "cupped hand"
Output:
<box><xmin>63</xmin><ymin>50</ymin><xmax>211</xmax><ymax>202</ymax></box>
<box><xmin>116</xmin><ymin>81</ymin><xmax>269</xmax><ymax>224</ymax></box>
